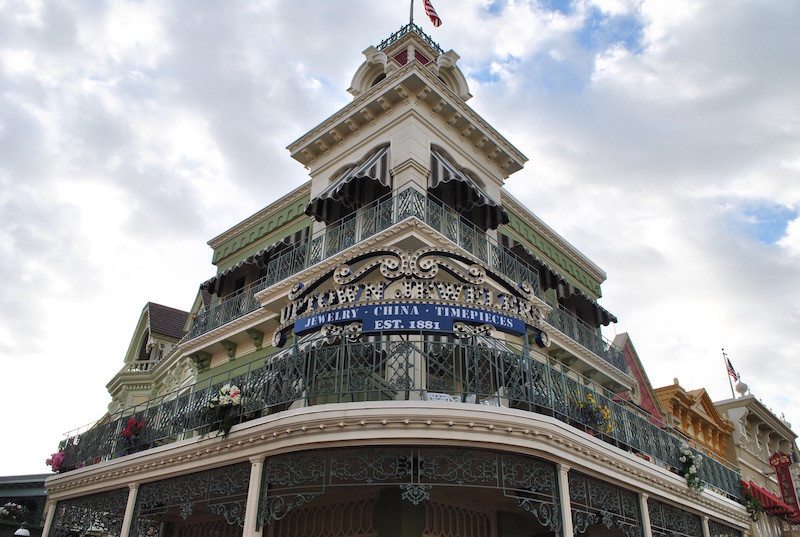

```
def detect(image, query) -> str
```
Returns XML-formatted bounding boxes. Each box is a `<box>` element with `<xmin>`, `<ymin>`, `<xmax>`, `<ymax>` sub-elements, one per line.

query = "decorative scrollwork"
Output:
<box><xmin>131</xmin><ymin>462</ymin><xmax>250</xmax><ymax>532</ymax></box>
<box><xmin>400</xmin><ymin>484</ymin><xmax>432</xmax><ymax>505</ymax></box>
<box><xmin>51</xmin><ymin>488</ymin><xmax>128</xmax><ymax>537</ymax></box>
<box><xmin>452</xmin><ymin>322</ymin><xmax>493</xmax><ymax>339</ymax></box>
<box><xmin>569</xmin><ymin>472</ymin><xmax>642</xmax><ymax>537</ymax></box>
<box><xmin>258</xmin><ymin>447</ymin><xmax>561</xmax><ymax>532</ymax></box>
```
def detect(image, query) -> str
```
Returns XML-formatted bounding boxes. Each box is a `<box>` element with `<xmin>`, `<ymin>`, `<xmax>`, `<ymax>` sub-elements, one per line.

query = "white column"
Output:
<box><xmin>41</xmin><ymin>500</ymin><xmax>57</xmax><ymax>537</ymax></box>
<box><xmin>120</xmin><ymin>483</ymin><xmax>140</xmax><ymax>537</ymax></box>
<box><xmin>557</xmin><ymin>463</ymin><xmax>573</xmax><ymax>537</ymax></box>
<box><xmin>243</xmin><ymin>455</ymin><xmax>265</xmax><ymax>537</ymax></box>
<box><xmin>702</xmin><ymin>515</ymin><xmax>711</xmax><ymax>537</ymax></box>
<box><xmin>639</xmin><ymin>493</ymin><xmax>652</xmax><ymax>537</ymax></box>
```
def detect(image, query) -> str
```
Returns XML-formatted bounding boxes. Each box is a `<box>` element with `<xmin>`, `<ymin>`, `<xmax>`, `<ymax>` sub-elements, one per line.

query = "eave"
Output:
<box><xmin>287</xmin><ymin>61</ymin><xmax>527</xmax><ymax>179</ymax></box>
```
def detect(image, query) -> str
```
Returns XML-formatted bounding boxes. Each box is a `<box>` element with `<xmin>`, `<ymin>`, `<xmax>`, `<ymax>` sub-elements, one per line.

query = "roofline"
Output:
<box><xmin>501</xmin><ymin>188</ymin><xmax>607</xmax><ymax>282</ymax></box>
<box><xmin>715</xmin><ymin>394</ymin><xmax>797</xmax><ymax>439</ymax></box>
<box><xmin>207</xmin><ymin>181</ymin><xmax>312</xmax><ymax>249</ymax></box>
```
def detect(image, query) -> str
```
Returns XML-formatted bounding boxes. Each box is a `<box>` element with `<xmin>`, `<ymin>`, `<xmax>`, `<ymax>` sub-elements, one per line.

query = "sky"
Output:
<box><xmin>1</xmin><ymin>0</ymin><xmax>798</xmax><ymax>476</ymax></box>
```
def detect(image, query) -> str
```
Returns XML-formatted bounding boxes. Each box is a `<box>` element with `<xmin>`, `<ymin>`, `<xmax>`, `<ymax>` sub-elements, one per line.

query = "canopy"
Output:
<box><xmin>200</xmin><ymin>227</ymin><xmax>310</xmax><ymax>296</ymax></box>
<box><xmin>305</xmin><ymin>146</ymin><xmax>392</xmax><ymax>224</ymax></box>
<box><xmin>501</xmin><ymin>234</ymin><xmax>617</xmax><ymax>327</ymax></box>
<box><xmin>429</xmin><ymin>150</ymin><xmax>509</xmax><ymax>230</ymax></box>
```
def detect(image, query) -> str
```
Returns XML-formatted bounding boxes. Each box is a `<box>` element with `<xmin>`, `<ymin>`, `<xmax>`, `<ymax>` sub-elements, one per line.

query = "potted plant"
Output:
<box><xmin>200</xmin><ymin>384</ymin><xmax>243</xmax><ymax>438</ymax></box>
<box><xmin>119</xmin><ymin>418</ymin><xmax>145</xmax><ymax>455</ymax></box>
<box><xmin>45</xmin><ymin>451</ymin><xmax>65</xmax><ymax>473</ymax></box>
<box><xmin>679</xmin><ymin>443</ymin><xmax>703</xmax><ymax>490</ymax></box>
<box><xmin>576</xmin><ymin>393</ymin><xmax>614</xmax><ymax>435</ymax></box>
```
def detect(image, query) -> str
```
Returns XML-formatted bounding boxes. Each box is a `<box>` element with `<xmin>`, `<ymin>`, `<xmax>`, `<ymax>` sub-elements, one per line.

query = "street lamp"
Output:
<box><xmin>14</xmin><ymin>522</ymin><xmax>30</xmax><ymax>537</ymax></box>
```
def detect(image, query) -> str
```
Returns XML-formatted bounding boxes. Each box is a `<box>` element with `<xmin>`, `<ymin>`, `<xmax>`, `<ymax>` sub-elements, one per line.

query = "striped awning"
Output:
<box><xmin>305</xmin><ymin>146</ymin><xmax>392</xmax><ymax>224</ymax></box>
<box><xmin>200</xmin><ymin>227</ymin><xmax>310</xmax><ymax>296</ymax></box>
<box><xmin>501</xmin><ymin>234</ymin><xmax>617</xmax><ymax>327</ymax></box>
<box><xmin>429</xmin><ymin>150</ymin><xmax>509</xmax><ymax>230</ymax></box>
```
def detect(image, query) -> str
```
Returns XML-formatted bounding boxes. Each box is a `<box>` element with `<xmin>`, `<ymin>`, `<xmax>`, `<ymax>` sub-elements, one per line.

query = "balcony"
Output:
<box><xmin>56</xmin><ymin>332</ymin><xmax>742</xmax><ymax>501</ymax></box>
<box><xmin>544</xmin><ymin>300</ymin><xmax>628</xmax><ymax>373</ymax></box>
<box><xmin>188</xmin><ymin>187</ymin><xmax>628</xmax><ymax>379</ymax></box>
<box><xmin>188</xmin><ymin>186</ymin><xmax>541</xmax><ymax>340</ymax></box>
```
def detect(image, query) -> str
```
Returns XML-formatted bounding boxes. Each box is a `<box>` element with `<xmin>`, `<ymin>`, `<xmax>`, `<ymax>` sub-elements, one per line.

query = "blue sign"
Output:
<box><xmin>293</xmin><ymin>302</ymin><xmax>526</xmax><ymax>335</ymax></box>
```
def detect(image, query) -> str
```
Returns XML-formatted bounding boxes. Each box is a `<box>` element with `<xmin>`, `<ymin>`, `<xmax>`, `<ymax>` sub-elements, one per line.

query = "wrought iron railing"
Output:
<box><xmin>58</xmin><ymin>333</ymin><xmax>742</xmax><ymax>501</ymax></box>
<box><xmin>544</xmin><ymin>301</ymin><xmax>628</xmax><ymax>373</ymax></box>
<box><xmin>377</xmin><ymin>22</ymin><xmax>444</xmax><ymax>56</ymax></box>
<box><xmin>188</xmin><ymin>186</ymin><xmax>542</xmax><ymax>340</ymax></box>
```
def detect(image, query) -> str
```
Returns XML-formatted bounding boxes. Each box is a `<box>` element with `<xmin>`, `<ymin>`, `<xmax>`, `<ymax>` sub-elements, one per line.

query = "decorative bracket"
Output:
<box><xmin>220</xmin><ymin>340</ymin><xmax>238</xmax><ymax>360</ymax></box>
<box><xmin>246</xmin><ymin>328</ymin><xmax>264</xmax><ymax>349</ymax></box>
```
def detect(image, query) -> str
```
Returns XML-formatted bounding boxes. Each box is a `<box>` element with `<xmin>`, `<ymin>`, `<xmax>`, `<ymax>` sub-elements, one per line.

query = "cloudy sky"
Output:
<box><xmin>1</xmin><ymin>0</ymin><xmax>798</xmax><ymax>476</ymax></box>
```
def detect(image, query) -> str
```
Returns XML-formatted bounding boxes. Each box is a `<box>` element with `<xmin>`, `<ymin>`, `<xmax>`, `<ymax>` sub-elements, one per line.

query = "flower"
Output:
<box><xmin>46</xmin><ymin>451</ymin><xmax>65</xmax><ymax>473</ymax></box>
<box><xmin>201</xmin><ymin>384</ymin><xmax>244</xmax><ymax>438</ymax></box>
<box><xmin>679</xmin><ymin>446</ymin><xmax>703</xmax><ymax>490</ymax></box>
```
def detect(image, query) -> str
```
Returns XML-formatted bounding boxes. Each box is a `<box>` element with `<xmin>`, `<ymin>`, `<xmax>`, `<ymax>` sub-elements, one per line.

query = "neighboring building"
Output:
<box><xmin>716</xmin><ymin>392</ymin><xmax>800</xmax><ymax>537</ymax></box>
<box><xmin>654</xmin><ymin>381</ymin><xmax>734</xmax><ymax>460</ymax></box>
<box><xmin>0</xmin><ymin>474</ymin><xmax>48</xmax><ymax>537</ymax></box>
<box><xmin>43</xmin><ymin>23</ymin><xmax>749</xmax><ymax>537</ymax></box>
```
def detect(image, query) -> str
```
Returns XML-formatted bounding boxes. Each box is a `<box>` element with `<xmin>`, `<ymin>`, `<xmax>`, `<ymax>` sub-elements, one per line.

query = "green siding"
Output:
<box><xmin>212</xmin><ymin>194</ymin><xmax>310</xmax><ymax>268</ymax></box>
<box><xmin>194</xmin><ymin>345</ymin><xmax>276</xmax><ymax>385</ymax></box>
<box><xmin>501</xmin><ymin>211</ymin><xmax>603</xmax><ymax>298</ymax></box>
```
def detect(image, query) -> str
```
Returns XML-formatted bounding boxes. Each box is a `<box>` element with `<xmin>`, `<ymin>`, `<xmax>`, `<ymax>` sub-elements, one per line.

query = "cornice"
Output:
<box><xmin>287</xmin><ymin>62</ymin><xmax>526</xmax><ymax>177</ymax></box>
<box><xmin>717</xmin><ymin>396</ymin><xmax>797</xmax><ymax>441</ymax></box>
<box><xmin>544</xmin><ymin>321</ymin><xmax>635</xmax><ymax>390</ymax></box>
<box><xmin>44</xmin><ymin>403</ymin><xmax>748</xmax><ymax>528</ymax></box>
<box><xmin>501</xmin><ymin>192</ymin><xmax>607</xmax><ymax>286</ymax></box>
<box><xmin>207</xmin><ymin>182</ymin><xmax>312</xmax><ymax>249</ymax></box>
<box><xmin>179</xmin><ymin>308</ymin><xmax>276</xmax><ymax>357</ymax></box>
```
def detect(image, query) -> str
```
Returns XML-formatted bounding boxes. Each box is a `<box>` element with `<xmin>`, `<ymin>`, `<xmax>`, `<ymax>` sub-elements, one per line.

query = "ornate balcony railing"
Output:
<box><xmin>57</xmin><ymin>332</ymin><xmax>742</xmax><ymax>501</ymax></box>
<box><xmin>377</xmin><ymin>22</ymin><xmax>444</xmax><ymax>56</ymax></box>
<box><xmin>544</xmin><ymin>301</ymin><xmax>628</xmax><ymax>374</ymax></box>
<box><xmin>188</xmin><ymin>186</ymin><xmax>628</xmax><ymax>377</ymax></box>
<box><xmin>188</xmin><ymin>186</ymin><xmax>542</xmax><ymax>340</ymax></box>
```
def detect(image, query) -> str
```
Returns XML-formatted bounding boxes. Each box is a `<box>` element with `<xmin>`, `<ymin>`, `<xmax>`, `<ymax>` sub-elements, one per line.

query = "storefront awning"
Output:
<box><xmin>305</xmin><ymin>146</ymin><xmax>392</xmax><ymax>223</ymax></box>
<box><xmin>429</xmin><ymin>150</ymin><xmax>509</xmax><ymax>230</ymax></box>
<box><xmin>744</xmin><ymin>481</ymin><xmax>798</xmax><ymax>518</ymax></box>
<box><xmin>200</xmin><ymin>227</ymin><xmax>310</xmax><ymax>296</ymax></box>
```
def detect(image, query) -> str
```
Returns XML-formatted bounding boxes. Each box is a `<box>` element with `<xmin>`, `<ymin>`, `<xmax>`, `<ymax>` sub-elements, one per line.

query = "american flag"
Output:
<box><xmin>424</xmin><ymin>0</ymin><xmax>442</xmax><ymax>27</ymax></box>
<box><xmin>726</xmin><ymin>356</ymin><xmax>739</xmax><ymax>381</ymax></box>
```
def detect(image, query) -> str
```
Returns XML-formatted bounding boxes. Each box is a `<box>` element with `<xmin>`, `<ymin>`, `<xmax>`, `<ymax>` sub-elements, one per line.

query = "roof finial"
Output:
<box><xmin>410</xmin><ymin>0</ymin><xmax>414</xmax><ymax>25</ymax></box>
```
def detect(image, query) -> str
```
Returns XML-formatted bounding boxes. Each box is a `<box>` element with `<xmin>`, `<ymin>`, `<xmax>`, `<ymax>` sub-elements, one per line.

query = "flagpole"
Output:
<box><xmin>723</xmin><ymin>348</ymin><xmax>735</xmax><ymax>398</ymax></box>
<box><xmin>410</xmin><ymin>0</ymin><xmax>414</xmax><ymax>25</ymax></box>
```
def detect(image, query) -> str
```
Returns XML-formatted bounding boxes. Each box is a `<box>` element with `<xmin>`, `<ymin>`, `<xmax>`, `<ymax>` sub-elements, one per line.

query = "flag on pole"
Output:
<box><xmin>726</xmin><ymin>356</ymin><xmax>739</xmax><ymax>381</ymax></box>
<box><xmin>424</xmin><ymin>0</ymin><xmax>442</xmax><ymax>27</ymax></box>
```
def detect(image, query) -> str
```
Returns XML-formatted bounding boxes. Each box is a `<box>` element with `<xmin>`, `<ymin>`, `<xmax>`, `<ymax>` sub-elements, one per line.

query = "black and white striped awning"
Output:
<box><xmin>429</xmin><ymin>150</ymin><xmax>509</xmax><ymax>230</ymax></box>
<box><xmin>200</xmin><ymin>227</ymin><xmax>310</xmax><ymax>296</ymax></box>
<box><xmin>305</xmin><ymin>146</ymin><xmax>392</xmax><ymax>224</ymax></box>
<box><xmin>500</xmin><ymin>234</ymin><xmax>617</xmax><ymax>327</ymax></box>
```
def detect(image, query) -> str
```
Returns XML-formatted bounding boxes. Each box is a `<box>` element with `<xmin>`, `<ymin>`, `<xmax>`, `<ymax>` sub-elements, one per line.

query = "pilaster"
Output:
<box><xmin>243</xmin><ymin>455</ymin><xmax>265</xmax><ymax>537</ymax></box>
<box><xmin>639</xmin><ymin>492</ymin><xmax>652</xmax><ymax>537</ymax></box>
<box><xmin>41</xmin><ymin>500</ymin><xmax>56</xmax><ymax>537</ymax></box>
<box><xmin>557</xmin><ymin>463</ymin><xmax>573</xmax><ymax>537</ymax></box>
<box><xmin>120</xmin><ymin>483</ymin><xmax>139</xmax><ymax>537</ymax></box>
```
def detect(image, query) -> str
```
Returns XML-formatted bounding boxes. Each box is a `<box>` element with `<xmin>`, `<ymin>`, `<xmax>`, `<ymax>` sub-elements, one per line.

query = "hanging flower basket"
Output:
<box><xmin>679</xmin><ymin>443</ymin><xmax>704</xmax><ymax>490</ymax></box>
<box><xmin>119</xmin><ymin>418</ymin><xmax>145</xmax><ymax>455</ymax></box>
<box><xmin>200</xmin><ymin>384</ymin><xmax>243</xmax><ymax>439</ymax></box>
<box><xmin>0</xmin><ymin>502</ymin><xmax>27</xmax><ymax>522</ymax></box>
<box><xmin>576</xmin><ymin>393</ymin><xmax>614</xmax><ymax>434</ymax></box>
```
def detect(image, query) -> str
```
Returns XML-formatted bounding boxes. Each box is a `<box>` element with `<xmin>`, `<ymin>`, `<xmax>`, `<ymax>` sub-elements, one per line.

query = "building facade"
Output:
<box><xmin>716</xmin><ymin>394</ymin><xmax>800</xmax><ymax>537</ymax></box>
<box><xmin>44</xmin><ymin>24</ymin><xmax>748</xmax><ymax>537</ymax></box>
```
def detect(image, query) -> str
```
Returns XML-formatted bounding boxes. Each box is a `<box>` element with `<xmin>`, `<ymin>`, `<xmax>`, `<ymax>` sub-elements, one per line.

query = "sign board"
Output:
<box><xmin>294</xmin><ymin>303</ymin><xmax>526</xmax><ymax>335</ymax></box>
